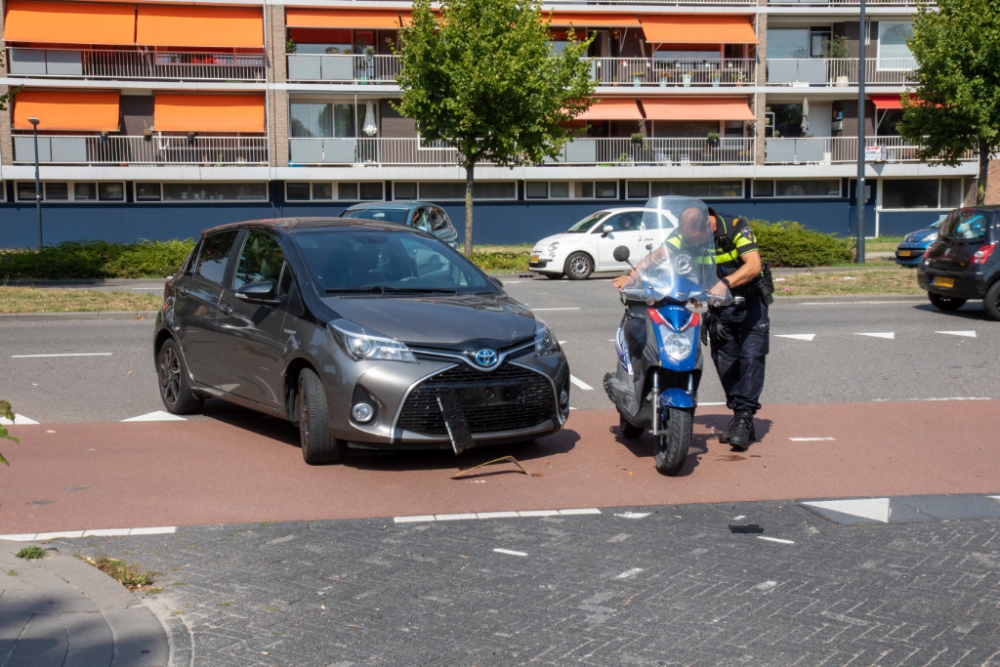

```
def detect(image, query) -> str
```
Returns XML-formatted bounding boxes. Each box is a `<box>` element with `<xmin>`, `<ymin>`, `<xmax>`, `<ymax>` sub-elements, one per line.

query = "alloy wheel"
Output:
<box><xmin>568</xmin><ymin>255</ymin><xmax>591</xmax><ymax>279</ymax></box>
<box><xmin>298</xmin><ymin>377</ymin><xmax>310</xmax><ymax>449</ymax></box>
<box><xmin>158</xmin><ymin>347</ymin><xmax>181</xmax><ymax>406</ymax></box>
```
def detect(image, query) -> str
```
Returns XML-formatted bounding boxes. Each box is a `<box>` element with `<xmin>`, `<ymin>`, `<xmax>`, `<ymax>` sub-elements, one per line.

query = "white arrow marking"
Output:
<box><xmin>558</xmin><ymin>340</ymin><xmax>567</xmax><ymax>345</ymax></box>
<box><xmin>0</xmin><ymin>414</ymin><xmax>39</xmax><ymax>425</ymax></box>
<box><xmin>857</xmin><ymin>332</ymin><xmax>895</xmax><ymax>340</ymax></box>
<box><xmin>121</xmin><ymin>411</ymin><xmax>187</xmax><ymax>422</ymax></box>
<box><xmin>936</xmin><ymin>330</ymin><xmax>977</xmax><ymax>337</ymax></box>
<box><xmin>775</xmin><ymin>334</ymin><xmax>816</xmax><ymax>341</ymax></box>
<box><xmin>988</xmin><ymin>496</ymin><xmax>1000</xmax><ymax>502</ymax></box>
<box><xmin>803</xmin><ymin>498</ymin><xmax>890</xmax><ymax>523</ymax></box>
<box><xmin>570</xmin><ymin>375</ymin><xmax>593</xmax><ymax>390</ymax></box>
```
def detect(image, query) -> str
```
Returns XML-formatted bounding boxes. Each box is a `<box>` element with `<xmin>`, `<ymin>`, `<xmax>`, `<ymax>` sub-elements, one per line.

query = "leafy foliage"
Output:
<box><xmin>395</xmin><ymin>0</ymin><xmax>597</xmax><ymax>253</ymax></box>
<box><xmin>0</xmin><ymin>240</ymin><xmax>196</xmax><ymax>280</ymax></box>
<box><xmin>0</xmin><ymin>400</ymin><xmax>15</xmax><ymax>466</ymax></box>
<box><xmin>899</xmin><ymin>0</ymin><xmax>1000</xmax><ymax>202</ymax></box>
<box><xmin>16</xmin><ymin>546</ymin><xmax>45</xmax><ymax>560</ymax></box>
<box><xmin>748</xmin><ymin>220</ymin><xmax>855</xmax><ymax>267</ymax></box>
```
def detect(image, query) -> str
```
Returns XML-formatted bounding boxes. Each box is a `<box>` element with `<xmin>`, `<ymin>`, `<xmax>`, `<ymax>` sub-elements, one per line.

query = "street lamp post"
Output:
<box><xmin>855</xmin><ymin>0</ymin><xmax>866</xmax><ymax>264</ymax></box>
<box><xmin>28</xmin><ymin>116</ymin><xmax>43</xmax><ymax>250</ymax></box>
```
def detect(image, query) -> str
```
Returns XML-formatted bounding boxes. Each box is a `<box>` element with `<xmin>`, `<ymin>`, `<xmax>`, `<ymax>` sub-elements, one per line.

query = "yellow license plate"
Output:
<box><xmin>934</xmin><ymin>277</ymin><xmax>954</xmax><ymax>288</ymax></box>
<box><xmin>899</xmin><ymin>250</ymin><xmax>912</xmax><ymax>257</ymax></box>
<box><xmin>530</xmin><ymin>255</ymin><xmax>539</xmax><ymax>263</ymax></box>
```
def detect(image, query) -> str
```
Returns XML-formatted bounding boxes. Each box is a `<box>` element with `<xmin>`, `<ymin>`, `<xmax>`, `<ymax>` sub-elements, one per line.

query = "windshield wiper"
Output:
<box><xmin>380</xmin><ymin>287</ymin><xmax>459</xmax><ymax>294</ymax></box>
<box><xmin>325</xmin><ymin>287</ymin><xmax>386</xmax><ymax>294</ymax></box>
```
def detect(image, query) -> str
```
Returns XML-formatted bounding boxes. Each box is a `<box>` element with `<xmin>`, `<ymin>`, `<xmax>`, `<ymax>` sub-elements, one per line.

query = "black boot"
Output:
<box><xmin>728</xmin><ymin>411</ymin><xmax>756</xmax><ymax>451</ymax></box>
<box><xmin>719</xmin><ymin>414</ymin><xmax>737</xmax><ymax>444</ymax></box>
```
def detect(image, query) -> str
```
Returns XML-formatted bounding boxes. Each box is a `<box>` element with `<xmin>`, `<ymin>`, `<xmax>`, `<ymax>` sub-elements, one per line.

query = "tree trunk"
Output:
<box><xmin>464</xmin><ymin>162</ymin><xmax>475</xmax><ymax>256</ymax></box>
<box><xmin>977</xmin><ymin>137</ymin><xmax>989</xmax><ymax>205</ymax></box>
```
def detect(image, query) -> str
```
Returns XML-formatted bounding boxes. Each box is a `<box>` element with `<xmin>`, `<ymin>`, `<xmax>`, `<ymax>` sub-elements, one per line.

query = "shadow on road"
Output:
<box><xmin>912</xmin><ymin>302</ymin><xmax>988</xmax><ymax>321</ymax></box>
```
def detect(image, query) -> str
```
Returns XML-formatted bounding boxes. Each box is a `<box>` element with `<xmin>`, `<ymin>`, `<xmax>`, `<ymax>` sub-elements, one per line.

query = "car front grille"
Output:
<box><xmin>396</xmin><ymin>363</ymin><xmax>555</xmax><ymax>435</ymax></box>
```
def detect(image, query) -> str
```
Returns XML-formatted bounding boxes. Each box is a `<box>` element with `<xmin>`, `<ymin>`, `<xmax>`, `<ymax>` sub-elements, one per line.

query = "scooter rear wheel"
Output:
<box><xmin>655</xmin><ymin>407</ymin><xmax>692</xmax><ymax>476</ymax></box>
<box><xmin>619</xmin><ymin>413</ymin><xmax>644</xmax><ymax>439</ymax></box>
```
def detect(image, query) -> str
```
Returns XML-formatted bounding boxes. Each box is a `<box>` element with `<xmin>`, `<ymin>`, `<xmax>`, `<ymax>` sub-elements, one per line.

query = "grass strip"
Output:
<box><xmin>0</xmin><ymin>287</ymin><xmax>161</xmax><ymax>314</ymax></box>
<box><xmin>79</xmin><ymin>555</ymin><xmax>161</xmax><ymax>593</ymax></box>
<box><xmin>774</xmin><ymin>266</ymin><xmax>924</xmax><ymax>297</ymax></box>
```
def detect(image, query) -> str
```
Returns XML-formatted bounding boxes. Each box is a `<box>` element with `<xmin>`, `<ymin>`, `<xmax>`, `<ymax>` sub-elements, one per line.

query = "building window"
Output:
<box><xmin>394</xmin><ymin>182</ymin><xmax>516</xmax><ymax>201</ymax></box>
<box><xmin>878</xmin><ymin>22</ymin><xmax>915</xmax><ymax>70</ymax></box>
<box><xmin>136</xmin><ymin>183</ymin><xmax>162</xmax><ymax>201</ymax></box>
<box><xmin>135</xmin><ymin>183</ymin><xmax>268</xmax><ymax>203</ymax></box>
<box><xmin>644</xmin><ymin>181</ymin><xmax>743</xmax><ymax>198</ymax></box>
<box><xmin>754</xmin><ymin>179</ymin><xmax>841</xmax><ymax>198</ymax></box>
<box><xmin>395</xmin><ymin>182</ymin><xmax>418</xmax><ymax>200</ymax></box>
<box><xmin>15</xmin><ymin>182</ymin><xmax>126</xmax><ymax>203</ymax></box>
<box><xmin>524</xmin><ymin>182</ymin><xmax>571</xmax><ymax>200</ymax></box>
<box><xmin>574</xmin><ymin>181</ymin><xmax>617</xmax><ymax>199</ymax></box>
<box><xmin>289</xmin><ymin>101</ymin><xmax>372</xmax><ymax>138</ymax></box>
<box><xmin>882</xmin><ymin>178</ymin><xmax>963</xmax><ymax>209</ymax></box>
<box><xmin>767</xmin><ymin>28</ymin><xmax>809</xmax><ymax>58</ymax></box>
<box><xmin>627</xmin><ymin>181</ymin><xmax>650</xmax><ymax>199</ymax></box>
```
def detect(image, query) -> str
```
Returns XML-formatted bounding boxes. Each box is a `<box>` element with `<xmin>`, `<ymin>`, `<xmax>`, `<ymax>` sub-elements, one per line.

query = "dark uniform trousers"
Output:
<box><xmin>709</xmin><ymin>290</ymin><xmax>769</xmax><ymax>413</ymax></box>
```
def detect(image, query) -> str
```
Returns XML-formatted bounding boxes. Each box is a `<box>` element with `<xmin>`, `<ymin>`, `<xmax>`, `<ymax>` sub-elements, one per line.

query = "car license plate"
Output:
<box><xmin>933</xmin><ymin>276</ymin><xmax>954</xmax><ymax>288</ymax></box>
<box><xmin>437</xmin><ymin>390</ymin><xmax>474</xmax><ymax>455</ymax></box>
<box><xmin>899</xmin><ymin>250</ymin><xmax>912</xmax><ymax>257</ymax></box>
<box><xmin>530</xmin><ymin>254</ymin><xmax>539</xmax><ymax>263</ymax></box>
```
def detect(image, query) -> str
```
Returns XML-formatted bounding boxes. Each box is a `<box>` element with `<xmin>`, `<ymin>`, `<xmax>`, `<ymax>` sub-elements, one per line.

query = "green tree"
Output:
<box><xmin>395</xmin><ymin>0</ymin><xmax>596</xmax><ymax>254</ymax></box>
<box><xmin>0</xmin><ymin>401</ymin><xmax>17</xmax><ymax>466</ymax></box>
<box><xmin>899</xmin><ymin>0</ymin><xmax>1000</xmax><ymax>203</ymax></box>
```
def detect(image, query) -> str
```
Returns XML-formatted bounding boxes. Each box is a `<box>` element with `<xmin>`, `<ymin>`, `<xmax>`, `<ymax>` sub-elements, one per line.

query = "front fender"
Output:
<box><xmin>660</xmin><ymin>388</ymin><xmax>695</xmax><ymax>409</ymax></box>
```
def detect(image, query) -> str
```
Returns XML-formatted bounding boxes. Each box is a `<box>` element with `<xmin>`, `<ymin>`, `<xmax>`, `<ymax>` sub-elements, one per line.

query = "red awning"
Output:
<box><xmin>575</xmin><ymin>98</ymin><xmax>643</xmax><ymax>120</ymax></box>
<box><xmin>870</xmin><ymin>94</ymin><xmax>905</xmax><ymax>110</ymax></box>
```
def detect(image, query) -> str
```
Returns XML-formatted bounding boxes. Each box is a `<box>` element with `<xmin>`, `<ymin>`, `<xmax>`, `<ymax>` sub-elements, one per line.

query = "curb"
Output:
<box><xmin>0</xmin><ymin>539</ymin><xmax>178</xmax><ymax>667</ymax></box>
<box><xmin>0</xmin><ymin>310</ymin><xmax>158</xmax><ymax>321</ymax></box>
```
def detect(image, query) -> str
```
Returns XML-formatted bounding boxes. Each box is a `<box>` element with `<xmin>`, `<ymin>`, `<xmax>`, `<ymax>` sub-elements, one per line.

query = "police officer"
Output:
<box><xmin>703</xmin><ymin>206</ymin><xmax>768</xmax><ymax>451</ymax></box>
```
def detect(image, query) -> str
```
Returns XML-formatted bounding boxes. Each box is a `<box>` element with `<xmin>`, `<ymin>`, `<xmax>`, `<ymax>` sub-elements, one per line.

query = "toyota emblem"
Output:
<box><xmin>474</xmin><ymin>348</ymin><xmax>499</xmax><ymax>369</ymax></box>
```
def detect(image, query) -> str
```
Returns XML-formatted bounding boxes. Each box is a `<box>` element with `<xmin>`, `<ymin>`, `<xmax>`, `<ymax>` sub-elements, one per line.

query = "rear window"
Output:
<box><xmin>941</xmin><ymin>210</ymin><xmax>990</xmax><ymax>241</ymax></box>
<box><xmin>341</xmin><ymin>208</ymin><xmax>409</xmax><ymax>224</ymax></box>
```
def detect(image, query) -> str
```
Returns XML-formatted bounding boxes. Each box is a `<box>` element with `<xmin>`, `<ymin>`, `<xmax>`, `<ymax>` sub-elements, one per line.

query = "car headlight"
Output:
<box><xmin>329</xmin><ymin>319</ymin><xmax>416</xmax><ymax>363</ymax></box>
<box><xmin>547</xmin><ymin>242</ymin><xmax>560</xmax><ymax>253</ymax></box>
<box><xmin>534</xmin><ymin>320</ymin><xmax>560</xmax><ymax>355</ymax></box>
<box><xmin>923</xmin><ymin>232</ymin><xmax>937</xmax><ymax>243</ymax></box>
<box><xmin>658</xmin><ymin>325</ymin><xmax>693</xmax><ymax>360</ymax></box>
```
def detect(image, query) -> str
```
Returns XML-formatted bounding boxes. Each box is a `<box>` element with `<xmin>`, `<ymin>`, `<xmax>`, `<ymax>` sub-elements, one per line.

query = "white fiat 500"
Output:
<box><xmin>528</xmin><ymin>208</ymin><xmax>677</xmax><ymax>280</ymax></box>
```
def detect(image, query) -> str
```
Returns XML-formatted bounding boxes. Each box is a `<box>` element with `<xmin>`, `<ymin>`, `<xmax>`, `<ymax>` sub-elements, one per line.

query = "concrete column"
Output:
<box><xmin>268</xmin><ymin>4</ymin><xmax>287</xmax><ymax>84</ymax></box>
<box><xmin>754</xmin><ymin>10</ymin><xmax>767</xmax><ymax>167</ymax></box>
<box><xmin>270</xmin><ymin>90</ymin><xmax>289</xmax><ymax>168</ymax></box>
<box><xmin>0</xmin><ymin>3</ymin><xmax>12</xmax><ymax>166</ymax></box>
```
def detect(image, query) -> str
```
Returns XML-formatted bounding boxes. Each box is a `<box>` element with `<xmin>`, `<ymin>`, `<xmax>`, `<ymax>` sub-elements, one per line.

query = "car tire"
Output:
<box><xmin>983</xmin><ymin>281</ymin><xmax>1000</xmax><ymax>321</ymax></box>
<box><xmin>298</xmin><ymin>368</ymin><xmax>344</xmax><ymax>465</ymax></box>
<box><xmin>564</xmin><ymin>252</ymin><xmax>594</xmax><ymax>280</ymax></box>
<box><xmin>156</xmin><ymin>338</ymin><xmax>204</xmax><ymax>415</ymax></box>
<box><xmin>544</xmin><ymin>273</ymin><xmax>563</xmax><ymax>280</ymax></box>
<box><xmin>928</xmin><ymin>292</ymin><xmax>967</xmax><ymax>311</ymax></box>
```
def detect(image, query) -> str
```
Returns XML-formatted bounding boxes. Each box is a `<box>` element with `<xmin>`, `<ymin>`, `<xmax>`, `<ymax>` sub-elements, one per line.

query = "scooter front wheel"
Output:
<box><xmin>655</xmin><ymin>407</ymin><xmax>692</xmax><ymax>476</ymax></box>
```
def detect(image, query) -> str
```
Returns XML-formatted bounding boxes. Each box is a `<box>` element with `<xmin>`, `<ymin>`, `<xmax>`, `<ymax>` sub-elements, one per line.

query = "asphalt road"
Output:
<box><xmin>0</xmin><ymin>278</ymin><xmax>996</xmax><ymax>423</ymax></box>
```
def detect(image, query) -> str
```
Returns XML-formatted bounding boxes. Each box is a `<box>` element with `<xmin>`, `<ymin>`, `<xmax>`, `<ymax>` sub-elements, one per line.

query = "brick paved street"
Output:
<box><xmin>52</xmin><ymin>502</ymin><xmax>1000</xmax><ymax>667</ymax></box>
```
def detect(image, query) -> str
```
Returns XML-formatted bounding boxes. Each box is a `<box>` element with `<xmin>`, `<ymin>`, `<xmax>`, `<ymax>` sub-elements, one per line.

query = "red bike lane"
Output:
<box><xmin>1</xmin><ymin>400</ymin><xmax>998</xmax><ymax>535</ymax></box>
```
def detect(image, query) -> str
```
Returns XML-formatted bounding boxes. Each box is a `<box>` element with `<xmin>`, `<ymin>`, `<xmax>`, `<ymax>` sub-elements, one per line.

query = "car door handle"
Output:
<box><xmin>220</xmin><ymin>302</ymin><xmax>233</xmax><ymax>315</ymax></box>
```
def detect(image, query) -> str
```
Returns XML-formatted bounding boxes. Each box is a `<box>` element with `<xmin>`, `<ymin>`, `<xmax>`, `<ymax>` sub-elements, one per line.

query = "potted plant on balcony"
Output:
<box><xmin>711</xmin><ymin>72</ymin><xmax>721</xmax><ymax>87</ymax></box>
<box><xmin>828</xmin><ymin>35</ymin><xmax>851</xmax><ymax>86</ymax></box>
<box><xmin>733</xmin><ymin>72</ymin><xmax>745</xmax><ymax>87</ymax></box>
<box><xmin>682</xmin><ymin>71</ymin><xmax>693</xmax><ymax>87</ymax></box>
<box><xmin>286</xmin><ymin>37</ymin><xmax>297</xmax><ymax>54</ymax></box>
<box><xmin>630</xmin><ymin>132</ymin><xmax>645</xmax><ymax>146</ymax></box>
<box><xmin>619</xmin><ymin>151</ymin><xmax>633</xmax><ymax>165</ymax></box>
<box><xmin>632</xmin><ymin>71</ymin><xmax>644</xmax><ymax>87</ymax></box>
<box><xmin>706</xmin><ymin>131</ymin><xmax>720</xmax><ymax>147</ymax></box>
<box><xmin>658</xmin><ymin>71</ymin><xmax>670</xmax><ymax>87</ymax></box>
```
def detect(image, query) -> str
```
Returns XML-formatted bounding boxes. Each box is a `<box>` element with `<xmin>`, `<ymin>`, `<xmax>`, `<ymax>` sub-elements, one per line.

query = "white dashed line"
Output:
<box><xmin>476</xmin><ymin>511</ymin><xmax>520</xmax><ymax>520</ymax></box>
<box><xmin>435</xmin><ymin>513</ymin><xmax>478</xmax><ymax>521</ymax></box>
<box><xmin>872</xmin><ymin>396</ymin><xmax>991</xmax><ymax>403</ymax></box>
<box><xmin>700</xmin><ymin>402</ymin><xmax>727</xmax><ymax>406</ymax></box>
<box><xmin>757</xmin><ymin>536</ymin><xmax>795</xmax><ymax>545</ymax></box>
<box><xmin>393</xmin><ymin>509</ymin><xmax>602</xmax><ymax>524</ymax></box>
<box><xmin>518</xmin><ymin>510</ymin><xmax>560</xmax><ymax>517</ymax></box>
<box><xmin>0</xmin><ymin>526</ymin><xmax>176</xmax><ymax>541</ymax></box>
<box><xmin>494</xmin><ymin>548</ymin><xmax>528</xmax><ymax>557</ymax></box>
<box><xmin>12</xmin><ymin>353</ymin><xmax>113</xmax><ymax>359</ymax></box>
<box><xmin>857</xmin><ymin>332</ymin><xmax>895</xmax><ymax>340</ymax></box>
<box><xmin>789</xmin><ymin>437</ymin><xmax>836</xmax><ymax>442</ymax></box>
<box><xmin>570</xmin><ymin>375</ymin><xmax>594</xmax><ymax>391</ymax></box>
<box><xmin>615</xmin><ymin>568</ymin><xmax>644</xmax><ymax>580</ymax></box>
<box><xmin>393</xmin><ymin>515</ymin><xmax>436</xmax><ymax>524</ymax></box>
<box><xmin>936</xmin><ymin>330</ymin><xmax>977</xmax><ymax>338</ymax></box>
<box><xmin>614</xmin><ymin>512</ymin><xmax>651</xmax><ymax>520</ymax></box>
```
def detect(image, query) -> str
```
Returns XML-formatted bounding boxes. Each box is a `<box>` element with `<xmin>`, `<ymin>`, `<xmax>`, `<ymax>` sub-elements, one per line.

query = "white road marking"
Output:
<box><xmin>872</xmin><ymin>396</ymin><xmax>991</xmax><ymax>402</ymax></box>
<box><xmin>435</xmin><ymin>513</ymin><xmax>478</xmax><ymax>521</ymax></box>
<box><xmin>121</xmin><ymin>411</ymin><xmax>187</xmax><ymax>422</ymax></box>
<box><xmin>789</xmin><ymin>437</ymin><xmax>836</xmax><ymax>442</ymax></box>
<box><xmin>0</xmin><ymin>526</ymin><xmax>176</xmax><ymax>541</ymax></box>
<box><xmin>936</xmin><ymin>330</ymin><xmax>977</xmax><ymax>337</ymax></box>
<box><xmin>558</xmin><ymin>340</ymin><xmax>567</xmax><ymax>345</ymax></box>
<box><xmin>802</xmin><ymin>498</ymin><xmax>890</xmax><ymax>523</ymax></box>
<box><xmin>394</xmin><ymin>509</ymin><xmax>602</xmax><ymax>523</ymax></box>
<box><xmin>700</xmin><ymin>402</ymin><xmax>726</xmax><ymax>406</ymax></box>
<box><xmin>393</xmin><ymin>515</ymin><xmax>436</xmax><ymax>523</ymax></box>
<box><xmin>12</xmin><ymin>352</ymin><xmax>112</xmax><ymax>358</ymax></box>
<box><xmin>615</xmin><ymin>512</ymin><xmax>651</xmax><ymax>520</ymax></box>
<box><xmin>504</xmin><ymin>281</ymin><xmax>523</xmax><ymax>284</ymax></box>
<box><xmin>532</xmin><ymin>307</ymin><xmax>581</xmax><ymax>311</ymax></box>
<box><xmin>0</xmin><ymin>414</ymin><xmax>39</xmax><ymax>425</ymax></box>
<box><xmin>757</xmin><ymin>536</ymin><xmax>795</xmax><ymax>545</ymax></box>
<box><xmin>775</xmin><ymin>334</ymin><xmax>815</xmax><ymax>341</ymax></box>
<box><xmin>615</xmin><ymin>568</ymin><xmax>644</xmax><ymax>580</ymax></box>
<box><xmin>570</xmin><ymin>375</ymin><xmax>594</xmax><ymax>391</ymax></box>
<box><xmin>494</xmin><ymin>548</ymin><xmax>528</xmax><ymax>557</ymax></box>
<box><xmin>989</xmin><ymin>496</ymin><xmax>1000</xmax><ymax>502</ymax></box>
<box><xmin>754</xmin><ymin>580</ymin><xmax>779</xmax><ymax>591</ymax></box>
<box><xmin>857</xmin><ymin>332</ymin><xmax>895</xmax><ymax>340</ymax></box>
<box><xmin>476</xmin><ymin>512</ymin><xmax>520</xmax><ymax>520</ymax></box>
<box><xmin>559</xmin><ymin>508</ymin><xmax>601</xmax><ymax>516</ymax></box>
<box><xmin>518</xmin><ymin>510</ymin><xmax>560</xmax><ymax>517</ymax></box>
<box><xmin>732</xmin><ymin>515</ymin><xmax>746</xmax><ymax>521</ymax></box>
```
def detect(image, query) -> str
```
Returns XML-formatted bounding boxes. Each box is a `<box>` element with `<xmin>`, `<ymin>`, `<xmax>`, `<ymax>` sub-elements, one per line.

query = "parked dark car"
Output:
<box><xmin>154</xmin><ymin>218</ymin><xmax>570</xmax><ymax>464</ymax></box>
<box><xmin>340</xmin><ymin>201</ymin><xmax>460</xmax><ymax>249</ymax></box>
<box><xmin>917</xmin><ymin>206</ymin><xmax>1000</xmax><ymax>320</ymax></box>
<box><xmin>896</xmin><ymin>215</ymin><xmax>946</xmax><ymax>267</ymax></box>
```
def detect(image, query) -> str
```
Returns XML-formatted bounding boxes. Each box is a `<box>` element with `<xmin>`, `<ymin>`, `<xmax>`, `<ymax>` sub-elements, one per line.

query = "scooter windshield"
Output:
<box><xmin>621</xmin><ymin>196</ymin><xmax>731</xmax><ymax>307</ymax></box>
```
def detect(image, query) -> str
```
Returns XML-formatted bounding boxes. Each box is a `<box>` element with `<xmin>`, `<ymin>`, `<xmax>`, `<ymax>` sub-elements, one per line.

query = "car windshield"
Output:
<box><xmin>565</xmin><ymin>212</ymin><xmax>606</xmax><ymax>233</ymax></box>
<box><xmin>941</xmin><ymin>209</ymin><xmax>989</xmax><ymax>241</ymax></box>
<box><xmin>293</xmin><ymin>229</ymin><xmax>495</xmax><ymax>295</ymax></box>
<box><xmin>341</xmin><ymin>208</ymin><xmax>409</xmax><ymax>224</ymax></box>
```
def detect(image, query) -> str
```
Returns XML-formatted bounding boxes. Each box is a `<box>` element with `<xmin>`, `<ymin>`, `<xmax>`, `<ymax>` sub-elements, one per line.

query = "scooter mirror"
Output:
<box><xmin>612</xmin><ymin>245</ymin><xmax>631</xmax><ymax>263</ymax></box>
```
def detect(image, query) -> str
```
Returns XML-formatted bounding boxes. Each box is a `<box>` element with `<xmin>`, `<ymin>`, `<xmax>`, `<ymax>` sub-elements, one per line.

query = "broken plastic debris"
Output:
<box><xmin>729</xmin><ymin>524</ymin><xmax>764</xmax><ymax>534</ymax></box>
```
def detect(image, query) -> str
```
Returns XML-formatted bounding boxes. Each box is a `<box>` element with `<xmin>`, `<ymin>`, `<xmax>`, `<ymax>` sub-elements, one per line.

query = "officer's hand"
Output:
<box><xmin>708</xmin><ymin>281</ymin><xmax>730</xmax><ymax>298</ymax></box>
<box><xmin>612</xmin><ymin>274</ymin><xmax>632</xmax><ymax>291</ymax></box>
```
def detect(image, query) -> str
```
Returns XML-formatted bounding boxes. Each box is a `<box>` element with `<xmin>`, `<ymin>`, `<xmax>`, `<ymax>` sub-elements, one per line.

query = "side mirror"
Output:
<box><xmin>612</xmin><ymin>245</ymin><xmax>631</xmax><ymax>263</ymax></box>
<box><xmin>236</xmin><ymin>280</ymin><xmax>276</xmax><ymax>302</ymax></box>
<box><xmin>601</xmin><ymin>224</ymin><xmax>614</xmax><ymax>238</ymax></box>
<box><xmin>488</xmin><ymin>276</ymin><xmax>504</xmax><ymax>290</ymax></box>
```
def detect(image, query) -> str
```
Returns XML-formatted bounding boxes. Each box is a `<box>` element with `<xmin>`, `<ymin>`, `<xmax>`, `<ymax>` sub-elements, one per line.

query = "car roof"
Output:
<box><xmin>340</xmin><ymin>201</ymin><xmax>436</xmax><ymax>210</ymax></box>
<box><xmin>199</xmin><ymin>217</ymin><xmax>422</xmax><ymax>237</ymax></box>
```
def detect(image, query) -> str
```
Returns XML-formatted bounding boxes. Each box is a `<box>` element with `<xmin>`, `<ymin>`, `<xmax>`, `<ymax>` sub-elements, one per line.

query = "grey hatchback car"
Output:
<box><xmin>154</xmin><ymin>218</ymin><xmax>570</xmax><ymax>464</ymax></box>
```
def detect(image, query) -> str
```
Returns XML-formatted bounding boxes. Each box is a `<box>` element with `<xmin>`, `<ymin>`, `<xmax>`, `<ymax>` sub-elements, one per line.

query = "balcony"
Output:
<box><xmin>766</xmin><ymin>58</ymin><xmax>917</xmax><ymax>86</ymax></box>
<box><xmin>764</xmin><ymin>136</ymin><xmax>974</xmax><ymax>164</ymax></box>
<box><xmin>288</xmin><ymin>137</ymin><xmax>755</xmax><ymax>166</ymax></box>
<box><xmin>591</xmin><ymin>59</ymin><xmax>755</xmax><ymax>88</ymax></box>
<box><xmin>7</xmin><ymin>48</ymin><xmax>266</xmax><ymax>82</ymax></box>
<box><xmin>12</xmin><ymin>135</ymin><xmax>269</xmax><ymax>166</ymax></box>
<box><xmin>769</xmin><ymin>0</ymin><xmax>931</xmax><ymax>5</ymax></box>
<box><xmin>287</xmin><ymin>54</ymin><xmax>401</xmax><ymax>84</ymax></box>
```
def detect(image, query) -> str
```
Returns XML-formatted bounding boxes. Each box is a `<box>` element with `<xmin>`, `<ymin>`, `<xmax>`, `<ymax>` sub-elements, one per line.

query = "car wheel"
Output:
<box><xmin>156</xmin><ymin>338</ymin><xmax>204</xmax><ymax>415</ymax></box>
<box><xmin>544</xmin><ymin>273</ymin><xmax>563</xmax><ymax>280</ymax></box>
<box><xmin>928</xmin><ymin>292</ymin><xmax>967</xmax><ymax>311</ymax></box>
<box><xmin>564</xmin><ymin>252</ymin><xmax>594</xmax><ymax>280</ymax></box>
<box><xmin>983</xmin><ymin>281</ymin><xmax>1000</xmax><ymax>321</ymax></box>
<box><xmin>298</xmin><ymin>368</ymin><xmax>344</xmax><ymax>465</ymax></box>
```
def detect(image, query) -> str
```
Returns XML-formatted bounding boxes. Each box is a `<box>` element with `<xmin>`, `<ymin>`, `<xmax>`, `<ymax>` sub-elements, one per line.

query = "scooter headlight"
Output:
<box><xmin>674</xmin><ymin>253</ymin><xmax>694</xmax><ymax>276</ymax></box>
<box><xmin>658</xmin><ymin>325</ymin><xmax>693</xmax><ymax>361</ymax></box>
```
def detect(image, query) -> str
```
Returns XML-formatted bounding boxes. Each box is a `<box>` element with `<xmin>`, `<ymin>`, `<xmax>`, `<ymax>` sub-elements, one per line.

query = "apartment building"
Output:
<box><xmin>0</xmin><ymin>0</ymin><xmax>980</xmax><ymax>248</ymax></box>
